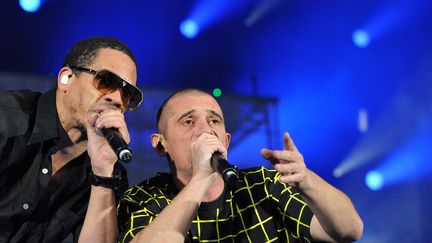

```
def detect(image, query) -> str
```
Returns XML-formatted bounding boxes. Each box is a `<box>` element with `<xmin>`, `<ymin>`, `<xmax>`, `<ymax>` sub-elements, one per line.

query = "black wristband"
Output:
<box><xmin>88</xmin><ymin>170</ymin><xmax>121</xmax><ymax>191</ymax></box>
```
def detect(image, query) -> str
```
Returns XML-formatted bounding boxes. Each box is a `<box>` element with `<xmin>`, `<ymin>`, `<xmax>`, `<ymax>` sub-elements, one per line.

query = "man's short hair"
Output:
<box><xmin>62</xmin><ymin>36</ymin><xmax>136</xmax><ymax>68</ymax></box>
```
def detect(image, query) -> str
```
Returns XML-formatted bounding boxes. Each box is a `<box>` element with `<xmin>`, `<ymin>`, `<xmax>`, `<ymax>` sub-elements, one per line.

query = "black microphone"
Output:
<box><xmin>211</xmin><ymin>151</ymin><xmax>240</xmax><ymax>187</ymax></box>
<box><xmin>102</xmin><ymin>128</ymin><xmax>132</xmax><ymax>163</ymax></box>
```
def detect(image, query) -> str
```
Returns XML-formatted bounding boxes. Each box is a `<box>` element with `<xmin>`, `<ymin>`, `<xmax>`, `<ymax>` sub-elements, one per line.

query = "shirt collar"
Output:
<box><xmin>28</xmin><ymin>88</ymin><xmax>60</xmax><ymax>145</ymax></box>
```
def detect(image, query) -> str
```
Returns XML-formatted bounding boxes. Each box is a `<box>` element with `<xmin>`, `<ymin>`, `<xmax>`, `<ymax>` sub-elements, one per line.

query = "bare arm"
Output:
<box><xmin>131</xmin><ymin>173</ymin><xmax>217</xmax><ymax>243</ymax></box>
<box><xmin>302</xmin><ymin>170</ymin><xmax>363</xmax><ymax>242</ymax></box>
<box><xmin>261</xmin><ymin>132</ymin><xmax>363</xmax><ymax>242</ymax></box>
<box><xmin>78</xmin><ymin>186</ymin><xmax>118</xmax><ymax>243</ymax></box>
<box><xmin>78</xmin><ymin>108</ymin><xmax>130</xmax><ymax>243</ymax></box>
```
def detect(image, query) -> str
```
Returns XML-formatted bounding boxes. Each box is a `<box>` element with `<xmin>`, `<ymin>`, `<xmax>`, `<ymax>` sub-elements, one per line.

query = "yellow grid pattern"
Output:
<box><xmin>118</xmin><ymin>167</ymin><xmax>313</xmax><ymax>243</ymax></box>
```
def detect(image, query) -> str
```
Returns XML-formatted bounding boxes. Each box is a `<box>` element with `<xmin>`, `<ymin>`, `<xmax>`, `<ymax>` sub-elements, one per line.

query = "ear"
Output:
<box><xmin>225</xmin><ymin>132</ymin><xmax>231</xmax><ymax>149</ymax></box>
<box><xmin>151</xmin><ymin>133</ymin><xmax>167</xmax><ymax>155</ymax></box>
<box><xmin>57</xmin><ymin>67</ymin><xmax>73</xmax><ymax>92</ymax></box>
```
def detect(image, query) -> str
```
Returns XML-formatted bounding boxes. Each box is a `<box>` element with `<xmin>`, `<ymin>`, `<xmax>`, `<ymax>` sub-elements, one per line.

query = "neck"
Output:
<box><xmin>56</xmin><ymin>88</ymin><xmax>89</xmax><ymax>146</ymax></box>
<box><xmin>52</xmin><ymin>89</ymin><xmax>88</xmax><ymax>174</ymax></box>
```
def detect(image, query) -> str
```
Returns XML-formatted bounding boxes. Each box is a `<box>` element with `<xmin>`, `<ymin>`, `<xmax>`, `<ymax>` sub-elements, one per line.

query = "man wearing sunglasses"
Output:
<box><xmin>0</xmin><ymin>36</ymin><xmax>143</xmax><ymax>242</ymax></box>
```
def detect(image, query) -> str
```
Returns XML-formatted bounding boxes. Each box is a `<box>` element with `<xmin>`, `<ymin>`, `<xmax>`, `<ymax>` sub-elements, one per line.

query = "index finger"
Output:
<box><xmin>284</xmin><ymin>132</ymin><xmax>298</xmax><ymax>152</ymax></box>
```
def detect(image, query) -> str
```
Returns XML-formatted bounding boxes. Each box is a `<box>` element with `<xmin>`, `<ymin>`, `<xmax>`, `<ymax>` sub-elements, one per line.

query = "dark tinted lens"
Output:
<box><xmin>124</xmin><ymin>85</ymin><xmax>141</xmax><ymax>109</ymax></box>
<box><xmin>95</xmin><ymin>70</ymin><xmax>141</xmax><ymax>110</ymax></box>
<box><xmin>95</xmin><ymin>70</ymin><xmax>123</xmax><ymax>91</ymax></box>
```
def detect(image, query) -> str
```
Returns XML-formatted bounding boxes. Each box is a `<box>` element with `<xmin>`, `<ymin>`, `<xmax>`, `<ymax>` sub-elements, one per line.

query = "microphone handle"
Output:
<box><xmin>211</xmin><ymin>152</ymin><xmax>239</xmax><ymax>186</ymax></box>
<box><xmin>102</xmin><ymin>128</ymin><xmax>132</xmax><ymax>163</ymax></box>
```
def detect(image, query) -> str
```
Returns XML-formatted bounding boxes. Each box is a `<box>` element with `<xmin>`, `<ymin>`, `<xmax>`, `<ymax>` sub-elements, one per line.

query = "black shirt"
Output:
<box><xmin>0</xmin><ymin>89</ymin><xmax>128</xmax><ymax>243</ymax></box>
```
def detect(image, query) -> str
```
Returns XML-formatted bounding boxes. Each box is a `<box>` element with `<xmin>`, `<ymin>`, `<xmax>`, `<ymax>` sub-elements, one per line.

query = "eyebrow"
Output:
<box><xmin>176</xmin><ymin>109</ymin><xmax>224</xmax><ymax>123</ymax></box>
<box><xmin>208</xmin><ymin>109</ymin><xmax>224</xmax><ymax>123</ymax></box>
<box><xmin>177</xmin><ymin>109</ymin><xmax>196</xmax><ymax>123</ymax></box>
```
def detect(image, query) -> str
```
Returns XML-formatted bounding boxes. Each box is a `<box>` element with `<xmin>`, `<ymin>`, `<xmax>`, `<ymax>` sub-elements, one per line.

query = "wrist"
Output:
<box><xmin>192</xmin><ymin>168</ymin><xmax>216</xmax><ymax>180</ymax></box>
<box><xmin>188</xmin><ymin>172</ymin><xmax>217</xmax><ymax>191</ymax></box>
<box><xmin>91</xmin><ymin>165</ymin><xmax>115</xmax><ymax>177</ymax></box>
<box><xmin>187</xmin><ymin>173</ymin><xmax>223</xmax><ymax>203</ymax></box>
<box><xmin>296</xmin><ymin>170</ymin><xmax>322</xmax><ymax>200</ymax></box>
<box><xmin>88</xmin><ymin>170</ymin><xmax>122</xmax><ymax>191</ymax></box>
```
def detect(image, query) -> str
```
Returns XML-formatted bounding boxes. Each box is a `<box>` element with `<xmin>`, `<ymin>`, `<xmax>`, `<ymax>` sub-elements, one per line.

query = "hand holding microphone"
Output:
<box><xmin>102</xmin><ymin>128</ymin><xmax>132</xmax><ymax>162</ymax></box>
<box><xmin>192</xmin><ymin>133</ymin><xmax>240</xmax><ymax>187</ymax></box>
<box><xmin>88</xmin><ymin>106</ymin><xmax>133</xmax><ymax>165</ymax></box>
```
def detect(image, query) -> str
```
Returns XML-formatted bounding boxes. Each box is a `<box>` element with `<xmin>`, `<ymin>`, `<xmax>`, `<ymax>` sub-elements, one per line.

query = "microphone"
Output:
<box><xmin>211</xmin><ymin>151</ymin><xmax>240</xmax><ymax>187</ymax></box>
<box><xmin>102</xmin><ymin>128</ymin><xmax>132</xmax><ymax>163</ymax></box>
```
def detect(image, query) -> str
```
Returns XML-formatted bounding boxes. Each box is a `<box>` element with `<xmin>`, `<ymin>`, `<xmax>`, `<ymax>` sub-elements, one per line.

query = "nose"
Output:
<box><xmin>195</xmin><ymin>119</ymin><xmax>216</xmax><ymax>137</ymax></box>
<box><xmin>103</xmin><ymin>89</ymin><xmax>124</xmax><ymax>110</ymax></box>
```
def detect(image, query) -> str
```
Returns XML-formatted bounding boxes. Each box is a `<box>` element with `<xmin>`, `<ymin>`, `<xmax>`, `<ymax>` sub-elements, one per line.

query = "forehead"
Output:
<box><xmin>90</xmin><ymin>48</ymin><xmax>137</xmax><ymax>85</ymax></box>
<box><xmin>165</xmin><ymin>92</ymin><xmax>223</xmax><ymax>119</ymax></box>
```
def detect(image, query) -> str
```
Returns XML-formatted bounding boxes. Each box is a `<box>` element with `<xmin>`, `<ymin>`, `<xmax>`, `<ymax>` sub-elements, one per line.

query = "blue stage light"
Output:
<box><xmin>374</xmin><ymin>130</ymin><xmax>432</xmax><ymax>186</ymax></box>
<box><xmin>352</xmin><ymin>29</ymin><xmax>370</xmax><ymax>48</ymax></box>
<box><xmin>365</xmin><ymin>170</ymin><xmax>384</xmax><ymax>191</ymax></box>
<box><xmin>183</xmin><ymin>0</ymin><xmax>247</xmax><ymax>38</ymax></box>
<box><xmin>180</xmin><ymin>19</ymin><xmax>199</xmax><ymax>39</ymax></box>
<box><xmin>19</xmin><ymin>0</ymin><xmax>42</xmax><ymax>13</ymax></box>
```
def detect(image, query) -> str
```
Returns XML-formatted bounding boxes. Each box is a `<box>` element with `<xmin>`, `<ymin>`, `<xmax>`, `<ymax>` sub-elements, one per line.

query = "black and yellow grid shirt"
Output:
<box><xmin>118</xmin><ymin>166</ymin><xmax>313</xmax><ymax>243</ymax></box>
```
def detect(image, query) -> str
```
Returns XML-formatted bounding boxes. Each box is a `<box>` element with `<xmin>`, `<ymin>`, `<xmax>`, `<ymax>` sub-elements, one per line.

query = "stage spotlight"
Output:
<box><xmin>180</xmin><ymin>19</ymin><xmax>199</xmax><ymax>39</ymax></box>
<box><xmin>183</xmin><ymin>0</ymin><xmax>248</xmax><ymax>39</ymax></box>
<box><xmin>373</xmin><ymin>130</ymin><xmax>432</xmax><ymax>186</ymax></box>
<box><xmin>212</xmin><ymin>88</ymin><xmax>222</xmax><ymax>97</ymax></box>
<box><xmin>244</xmin><ymin>0</ymin><xmax>282</xmax><ymax>27</ymax></box>
<box><xmin>352</xmin><ymin>29</ymin><xmax>370</xmax><ymax>48</ymax></box>
<box><xmin>19</xmin><ymin>0</ymin><xmax>42</xmax><ymax>13</ymax></box>
<box><xmin>361</xmin><ymin>128</ymin><xmax>432</xmax><ymax>192</ymax></box>
<box><xmin>358</xmin><ymin>109</ymin><xmax>369</xmax><ymax>133</ymax></box>
<box><xmin>365</xmin><ymin>170</ymin><xmax>384</xmax><ymax>191</ymax></box>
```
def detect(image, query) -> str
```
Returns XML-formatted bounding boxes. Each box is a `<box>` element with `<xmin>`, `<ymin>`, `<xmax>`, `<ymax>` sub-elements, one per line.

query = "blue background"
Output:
<box><xmin>1</xmin><ymin>0</ymin><xmax>432</xmax><ymax>242</ymax></box>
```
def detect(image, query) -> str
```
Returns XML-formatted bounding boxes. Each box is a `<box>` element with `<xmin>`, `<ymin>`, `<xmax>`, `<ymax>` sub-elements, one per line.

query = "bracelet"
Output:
<box><xmin>88</xmin><ymin>170</ymin><xmax>121</xmax><ymax>191</ymax></box>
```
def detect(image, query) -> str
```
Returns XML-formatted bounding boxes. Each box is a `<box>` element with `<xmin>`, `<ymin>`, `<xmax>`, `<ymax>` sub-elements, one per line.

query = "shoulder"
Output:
<box><xmin>119</xmin><ymin>173</ymin><xmax>174</xmax><ymax>215</ymax></box>
<box><xmin>0</xmin><ymin>89</ymin><xmax>41</xmax><ymax>110</ymax></box>
<box><xmin>0</xmin><ymin>89</ymin><xmax>41</xmax><ymax>136</ymax></box>
<box><xmin>237</xmin><ymin>166</ymin><xmax>296</xmax><ymax>195</ymax></box>
<box><xmin>123</xmin><ymin>173</ymin><xmax>173</xmax><ymax>200</ymax></box>
<box><xmin>240</xmin><ymin>166</ymin><xmax>279</xmax><ymax>182</ymax></box>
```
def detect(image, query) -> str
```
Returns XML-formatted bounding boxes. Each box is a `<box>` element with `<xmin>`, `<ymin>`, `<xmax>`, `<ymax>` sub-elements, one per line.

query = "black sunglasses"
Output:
<box><xmin>68</xmin><ymin>65</ymin><xmax>143</xmax><ymax>110</ymax></box>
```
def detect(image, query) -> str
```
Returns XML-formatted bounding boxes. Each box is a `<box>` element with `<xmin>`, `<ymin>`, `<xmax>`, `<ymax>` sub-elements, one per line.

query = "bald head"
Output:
<box><xmin>156</xmin><ymin>89</ymin><xmax>223</xmax><ymax>134</ymax></box>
